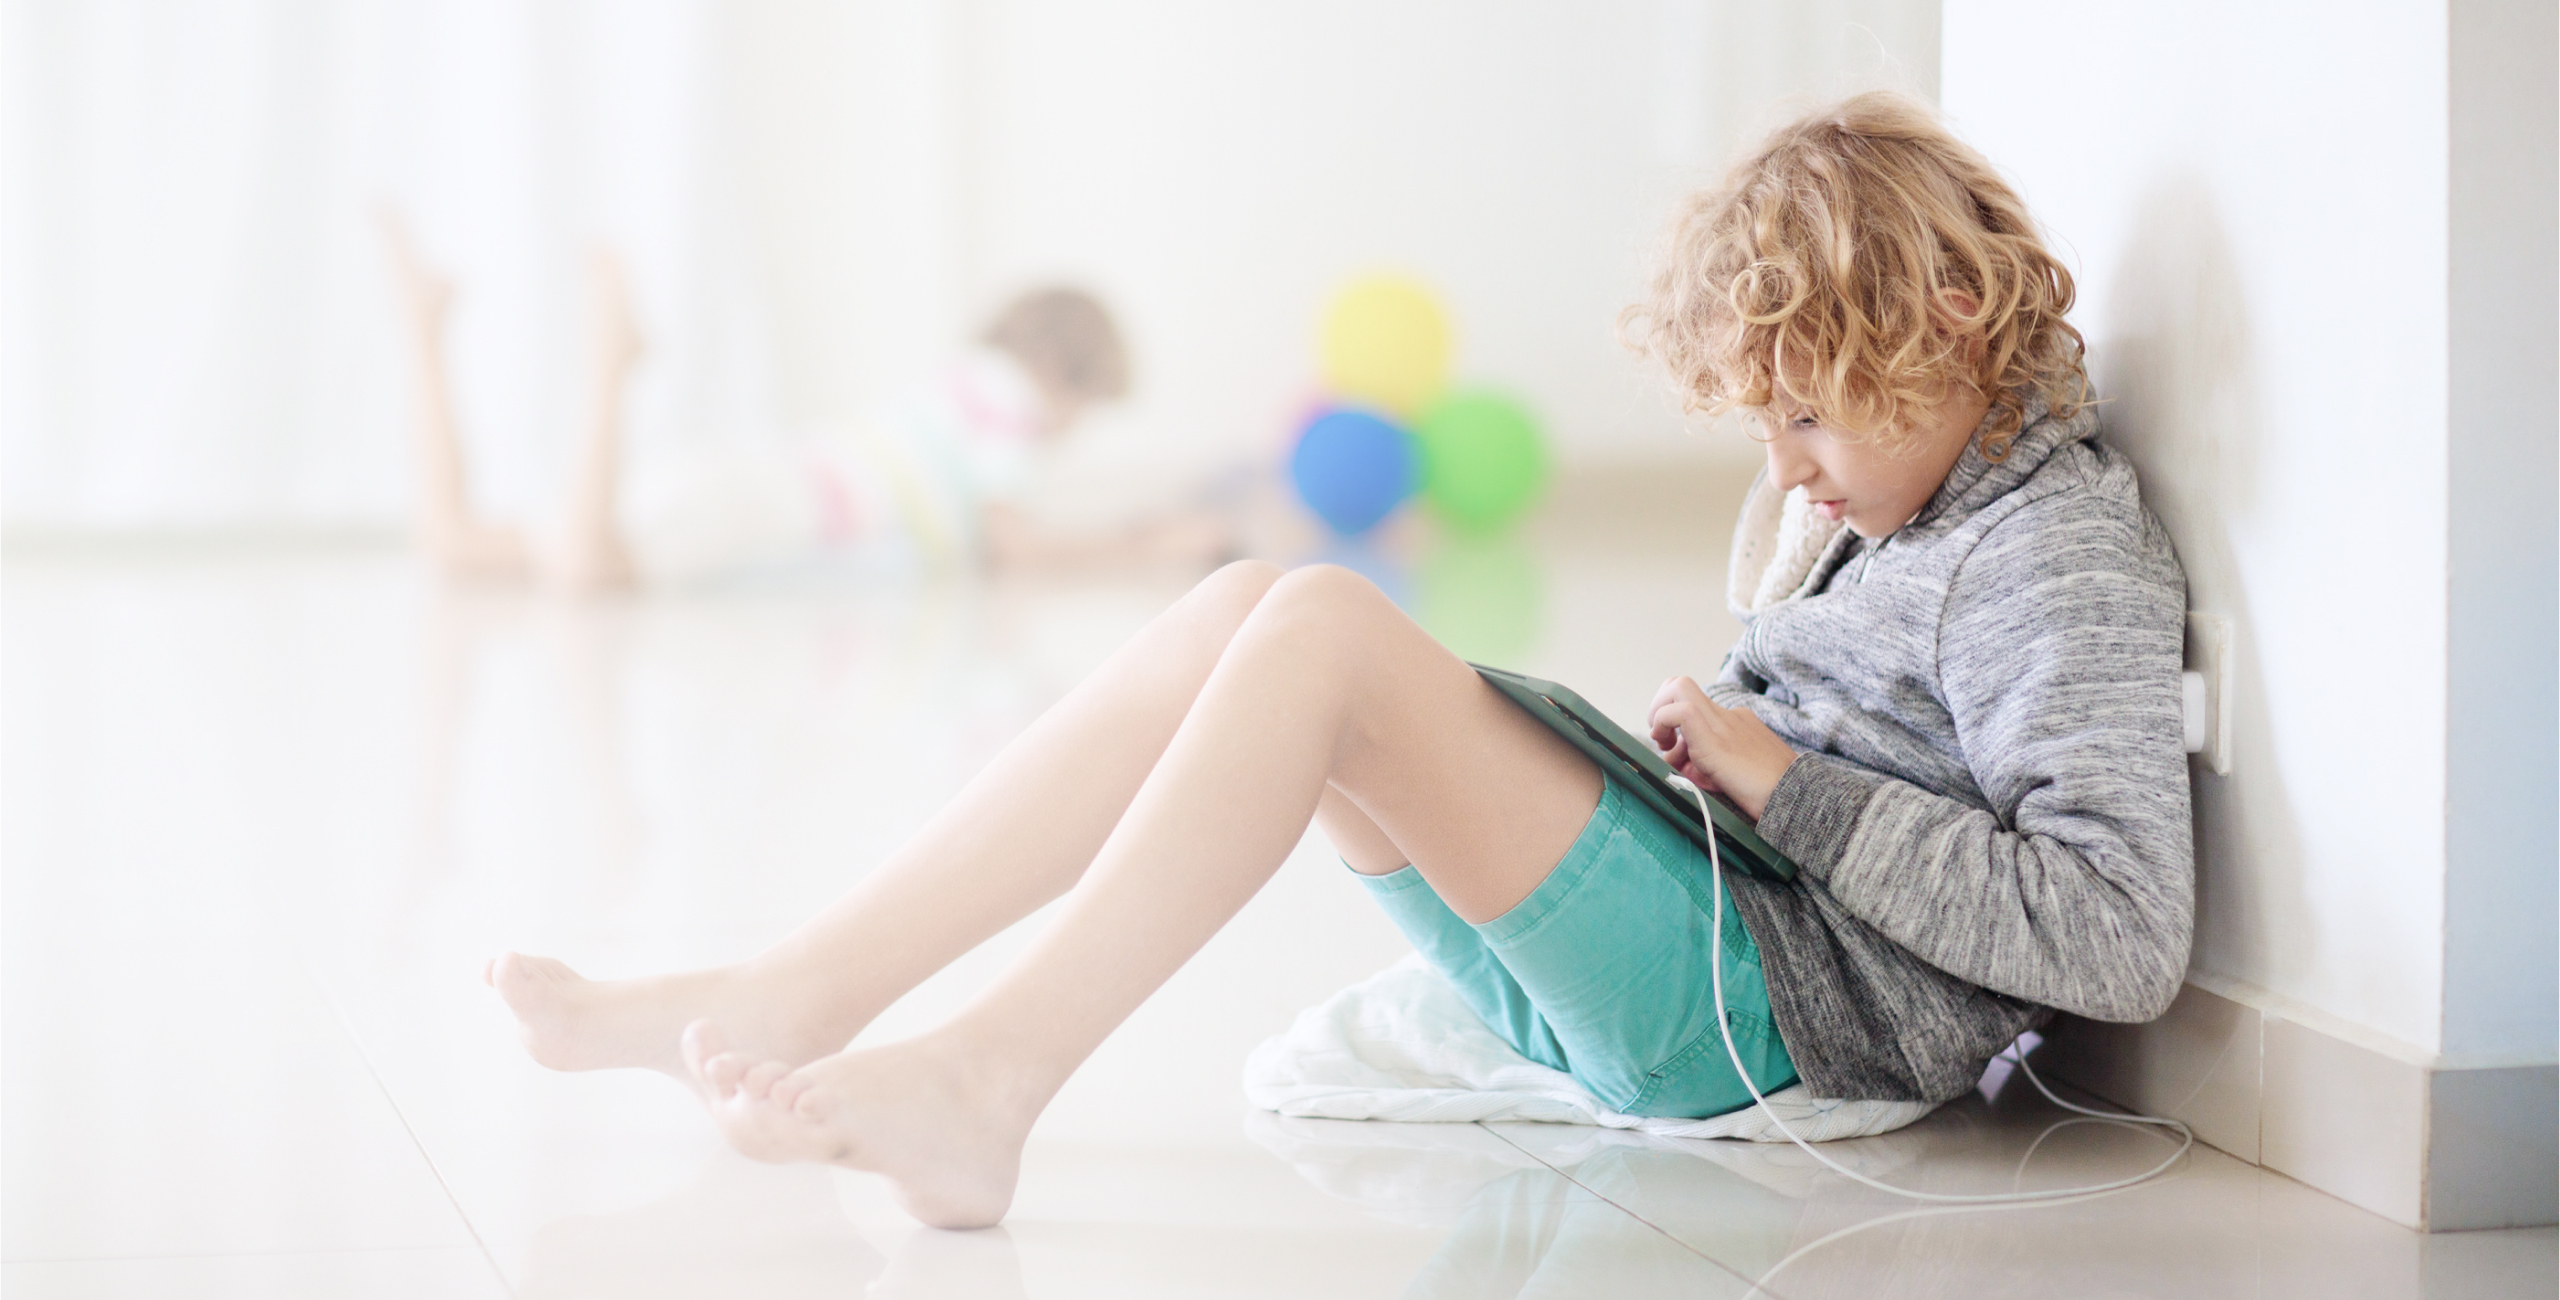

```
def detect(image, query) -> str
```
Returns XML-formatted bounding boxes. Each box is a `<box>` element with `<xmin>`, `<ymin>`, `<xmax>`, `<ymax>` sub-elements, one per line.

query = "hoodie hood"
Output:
<box><xmin>1725</xmin><ymin>392</ymin><xmax>2097</xmax><ymax>617</ymax></box>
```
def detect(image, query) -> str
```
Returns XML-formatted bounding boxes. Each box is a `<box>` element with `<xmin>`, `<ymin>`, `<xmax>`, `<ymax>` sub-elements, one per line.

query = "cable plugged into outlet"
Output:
<box><xmin>2184</xmin><ymin>613</ymin><xmax>2233</xmax><ymax>775</ymax></box>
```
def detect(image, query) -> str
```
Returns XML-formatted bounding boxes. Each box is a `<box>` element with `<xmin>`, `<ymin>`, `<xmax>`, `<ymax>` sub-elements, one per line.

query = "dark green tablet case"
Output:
<box><xmin>1473</xmin><ymin>665</ymin><xmax>1798</xmax><ymax>884</ymax></box>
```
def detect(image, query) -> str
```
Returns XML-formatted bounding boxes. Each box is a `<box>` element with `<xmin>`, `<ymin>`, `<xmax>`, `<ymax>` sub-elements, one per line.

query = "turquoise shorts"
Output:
<box><xmin>1356</xmin><ymin>777</ymin><xmax>1799</xmax><ymax>1119</ymax></box>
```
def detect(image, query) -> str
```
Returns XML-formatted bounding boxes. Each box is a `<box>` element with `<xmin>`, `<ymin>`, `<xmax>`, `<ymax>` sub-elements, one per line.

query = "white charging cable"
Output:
<box><xmin>1667</xmin><ymin>772</ymin><xmax>2193</xmax><ymax>1204</ymax></box>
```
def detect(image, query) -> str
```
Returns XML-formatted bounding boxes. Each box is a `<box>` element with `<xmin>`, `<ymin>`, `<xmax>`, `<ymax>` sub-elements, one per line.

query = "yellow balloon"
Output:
<box><xmin>1320</xmin><ymin>276</ymin><xmax>1451</xmax><ymax>418</ymax></box>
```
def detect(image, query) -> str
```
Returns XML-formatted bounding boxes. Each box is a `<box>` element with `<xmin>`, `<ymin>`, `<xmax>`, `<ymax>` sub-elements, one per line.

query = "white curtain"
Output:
<box><xmin>0</xmin><ymin>0</ymin><xmax>960</xmax><ymax>531</ymax></box>
<box><xmin>1</xmin><ymin>0</ymin><xmax>1933</xmax><ymax>532</ymax></box>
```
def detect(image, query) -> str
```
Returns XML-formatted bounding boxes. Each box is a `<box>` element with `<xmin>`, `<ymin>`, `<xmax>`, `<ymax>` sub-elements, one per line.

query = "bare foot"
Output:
<box><xmin>482</xmin><ymin>952</ymin><xmax>848</xmax><ymax>1082</ymax></box>
<box><xmin>683</xmin><ymin>1021</ymin><xmax>1039</xmax><ymax>1230</ymax></box>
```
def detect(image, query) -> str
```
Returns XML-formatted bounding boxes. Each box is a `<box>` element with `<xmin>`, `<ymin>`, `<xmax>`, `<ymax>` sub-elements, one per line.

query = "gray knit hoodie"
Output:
<box><xmin>1712</xmin><ymin>395</ymin><xmax>2194</xmax><ymax>1104</ymax></box>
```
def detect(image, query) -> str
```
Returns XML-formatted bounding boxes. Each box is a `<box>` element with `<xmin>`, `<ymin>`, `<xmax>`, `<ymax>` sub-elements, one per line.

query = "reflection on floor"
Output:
<box><xmin>5</xmin><ymin>509</ymin><xmax>2552</xmax><ymax>1298</ymax></box>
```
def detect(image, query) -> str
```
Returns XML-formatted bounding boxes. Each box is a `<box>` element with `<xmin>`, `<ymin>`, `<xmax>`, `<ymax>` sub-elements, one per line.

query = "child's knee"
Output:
<box><xmin>1207</xmin><ymin>557</ymin><xmax>1286</xmax><ymax>596</ymax></box>
<box><xmin>1183</xmin><ymin>558</ymin><xmax>1285</xmax><ymax>619</ymax></box>
<box><xmin>1261</xmin><ymin>563</ymin><xmax>1393</xmax><ymax>630</ymax></box>
<box><xmin>1218</xmin><ymin>565</ymin><xmax>1397</xmax><ymax>671</ymax></box>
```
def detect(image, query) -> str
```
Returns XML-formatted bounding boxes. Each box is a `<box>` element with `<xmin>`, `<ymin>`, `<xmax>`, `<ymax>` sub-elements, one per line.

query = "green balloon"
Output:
<box><xmin>1417</xmin><ymin>390</ymin><xmax>1548</xmax><ymax>532</ymax></box>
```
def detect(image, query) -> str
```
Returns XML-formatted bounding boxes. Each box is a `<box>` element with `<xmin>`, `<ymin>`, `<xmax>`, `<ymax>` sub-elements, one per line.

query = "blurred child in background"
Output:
<box><xmin>382</xmin><ymin>216</ymin><xmax>1232</xmax><ymax>590</ymax></box>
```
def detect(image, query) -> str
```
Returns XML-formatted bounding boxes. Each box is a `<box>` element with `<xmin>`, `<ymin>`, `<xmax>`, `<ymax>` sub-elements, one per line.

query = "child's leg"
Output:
<box><xmin>487</xmin><ymin>559</ymin><xmax>1292</xmax><ymax>1075</ymax></box>
<box><xmin>687</xmin><ymin>565</ymin><xmax>1603</xmax><ymax>1227</ymax></box>
<box><xmin>540</xmin><ymin>251</ymin><xmax>640</xmax><ymax>592</ymax></box>
<box><xmin>1312</xmin><ymin>784</ymin><xmax>1406</xmax><ymax>874</ymax></box>
<box><xmin>379</xmin><ymin>212</ymin><xmax>531</xmax><ymax>579</ymax></box>
<box><xmin>1321</xmin><ymin>786</ymin><xmax>1574</xmax><ymax>1071</ymax></box>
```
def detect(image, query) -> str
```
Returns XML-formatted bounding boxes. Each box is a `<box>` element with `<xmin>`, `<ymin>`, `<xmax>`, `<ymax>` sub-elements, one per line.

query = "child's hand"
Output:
<box><xmin>1646</xmin><ymin>676</ymin><xmax>1800</xmax><ymax>822</ymax></box>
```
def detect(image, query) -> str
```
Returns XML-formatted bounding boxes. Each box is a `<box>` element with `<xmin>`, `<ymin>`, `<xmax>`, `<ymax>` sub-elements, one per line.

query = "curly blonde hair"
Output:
<box><xmin>1623</xmin><ymin>91</ymin><xmax>2088</xmax><ymax>458</ymax></box>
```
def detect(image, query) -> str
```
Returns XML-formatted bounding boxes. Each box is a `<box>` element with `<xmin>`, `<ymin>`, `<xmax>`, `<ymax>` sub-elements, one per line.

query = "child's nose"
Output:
<box><xmin>1765</xmin><ymin>441</ymin><xmax>1815</xmax><ymax>494</ymax></box>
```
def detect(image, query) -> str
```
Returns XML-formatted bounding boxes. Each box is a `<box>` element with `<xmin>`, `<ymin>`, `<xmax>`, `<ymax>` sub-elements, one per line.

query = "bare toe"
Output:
<box><xmin>489</xmin><ymin>952</ymin><xmax>670</xmax><ymax>1075</ymax></box>
<box><xmin>712</xmin><ymin>1087</ymin><xmax>822</xmax><ymax>1164</ymax></box>
<box><xmin>770</xmin><ymin>1070</ymin><xmax>812</xmax><ymax>1113</ymax></box>
<box><xmin>704</xmin><ymin>1052</ymin><xmax>754</xmax><ymax>1099</ymax></box>
<box><xmin>740</xmin><ymin>1060</ymin><xmax>790</xmax><ymax>1100</ymax></box>
<box><xmin>682</xmin><ymin>1019</ymin><xmax>728</xmax><ymax>1077</ymax></box>
<box><xmin>786</xmin><ymin>1071</ymin><xmax>845</xmax><ymax>1122</ymax></box>
<box><xmin>492</xmin><ymin>951</ymin><xmax>570</xmax><ymax>989</ymax></box>
<box><xmin>689</xmin><ymin>1040</ymin><xmax>1028</xmax><ymax>1228</ymax></box>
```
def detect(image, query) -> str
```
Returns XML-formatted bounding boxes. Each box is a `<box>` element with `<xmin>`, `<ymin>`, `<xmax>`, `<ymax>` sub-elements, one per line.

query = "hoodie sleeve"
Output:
<box><xmin>1750</xmin><ymin>490</ymin><xmax>2195</xmax><ymax>1023</ymax></box>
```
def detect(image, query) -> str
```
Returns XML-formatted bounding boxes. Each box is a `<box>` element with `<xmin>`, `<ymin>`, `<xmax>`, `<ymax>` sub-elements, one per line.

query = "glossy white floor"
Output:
<box><xmin>7</xmin><ymin>496</ymin><xmax>2554</xmax><ymax>1298</ymax></box>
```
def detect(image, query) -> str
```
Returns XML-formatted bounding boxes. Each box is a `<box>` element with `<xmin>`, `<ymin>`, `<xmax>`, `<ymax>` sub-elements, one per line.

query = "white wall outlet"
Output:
<box><xmin>2185</xmin><ymin>613</ymin><xmax>2234</xmax><ymax>775</ymax></box>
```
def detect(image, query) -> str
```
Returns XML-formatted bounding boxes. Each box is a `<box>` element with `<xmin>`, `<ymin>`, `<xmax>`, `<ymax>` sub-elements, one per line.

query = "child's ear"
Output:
<box><xmin>1932</xmin><ymin>288</ymin><xmax>1988</xmax><ymax>366</ymax></box>
<box><xmin>1931</xmin><ymin>287</ymin><xmax>1983</xmax><ymax>326</ymax></box>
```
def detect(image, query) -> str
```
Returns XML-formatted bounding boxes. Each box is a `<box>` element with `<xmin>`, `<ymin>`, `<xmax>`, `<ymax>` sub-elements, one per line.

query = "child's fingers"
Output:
<box><xmin>1649</xmin><ymin>675</ymin><xmax>1702</xmax><ymax>721</ymax></box>
<box><xmin>1653</xmin><ymin>723</ymin><xmax>1692</xmax><ymax>767</ymax></box>
<box><xmin>1654</xmin><ymin>686</ymin><xmax>1754</xmax><ymax>781</ymax></box>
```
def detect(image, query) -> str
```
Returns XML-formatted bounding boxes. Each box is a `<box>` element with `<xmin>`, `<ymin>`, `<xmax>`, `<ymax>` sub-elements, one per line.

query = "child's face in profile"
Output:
<box><xmin>1758</xmin><ymin>384</ymin><xmax>1991</xmax><ymax>539</ymax></box>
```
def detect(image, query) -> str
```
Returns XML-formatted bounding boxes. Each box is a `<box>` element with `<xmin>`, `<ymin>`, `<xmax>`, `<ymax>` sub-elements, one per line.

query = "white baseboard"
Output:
<box><xmin>2035</xmin><ymin>978</ymin><xmax>2558</xmax><ymax>1231</ymax></box>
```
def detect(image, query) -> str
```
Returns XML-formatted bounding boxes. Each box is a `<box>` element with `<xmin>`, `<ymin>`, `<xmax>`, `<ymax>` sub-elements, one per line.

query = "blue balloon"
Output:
<box><xmin>1290</xmin><ymin>408</ymin><xmax>1418</xmax><ymax>536</ymax></box>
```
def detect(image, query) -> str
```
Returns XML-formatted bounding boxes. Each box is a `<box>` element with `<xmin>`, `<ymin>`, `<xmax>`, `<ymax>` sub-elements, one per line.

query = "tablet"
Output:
<box><xmin>1473</xmin><ymin>664</ymin><xmax>1797</xmax><ymax>884</ymax></box>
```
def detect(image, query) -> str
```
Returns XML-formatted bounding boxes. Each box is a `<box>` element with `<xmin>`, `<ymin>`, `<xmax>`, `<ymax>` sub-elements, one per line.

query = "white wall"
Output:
<box><xmin>1946</xmin><ymin>0</ymin><xmax>2556</xmax><ymax>1060</ymax></box>
<box><xmin>708</xmin><ymin>1</ymin><xmax>971</xmax><ymax>457</ymax></box>
<box><xmin>2440</xmin><ymin>0</ymin><xmax>2558</xmax><ymax>1062</ymax></box>
<box><xmin>952</xmin><ymin>0</ymin><xmax>1941</xmax><ymax>508</ymax></box>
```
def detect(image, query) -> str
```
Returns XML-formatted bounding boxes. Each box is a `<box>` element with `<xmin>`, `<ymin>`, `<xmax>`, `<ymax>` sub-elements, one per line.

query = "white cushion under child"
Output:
<box><xmin>1245</xmin><ymin>954</ymin><xmax>1936</xmax><ymax>1143</ymax></box>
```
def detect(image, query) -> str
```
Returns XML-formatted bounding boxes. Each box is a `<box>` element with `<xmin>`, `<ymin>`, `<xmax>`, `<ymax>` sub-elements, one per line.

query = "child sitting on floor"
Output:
<box><xmin>482</xmin><ymin>91</ymin><xmax>2192</xmax><ymax>1229</ymax></box>
<box><xmin>381</xmin><ymin>218</ymin><xmax>1229</xmax><ymax>589</ymax></box>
